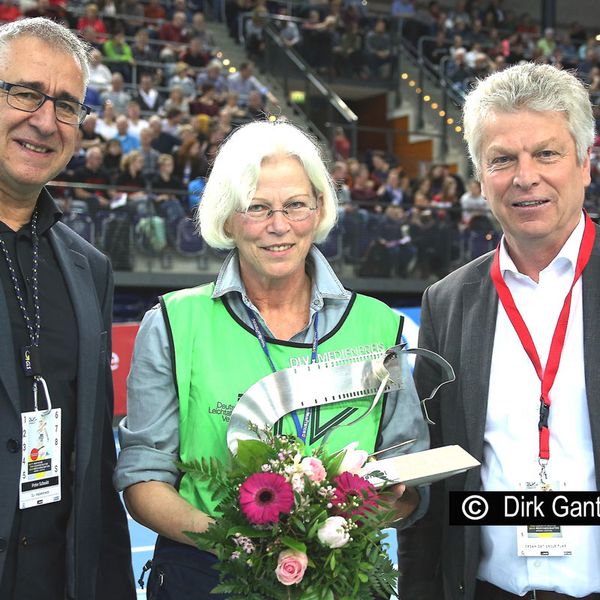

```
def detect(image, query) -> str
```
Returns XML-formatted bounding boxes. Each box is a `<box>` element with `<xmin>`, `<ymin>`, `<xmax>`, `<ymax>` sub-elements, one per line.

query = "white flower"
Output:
<box><xmin>291</xmin><ymin>472</ymin><xmax>305</xmax><ymax>493</ymax></box>
<box><xmin>337</xmin><ymin>442</ymin><xmax>369</xmax><ymax>475</ymax></box>
<box><xmin>317</xmin><ymin>516</ymin><xmax>350</xmax><ymax>548</ymax></box>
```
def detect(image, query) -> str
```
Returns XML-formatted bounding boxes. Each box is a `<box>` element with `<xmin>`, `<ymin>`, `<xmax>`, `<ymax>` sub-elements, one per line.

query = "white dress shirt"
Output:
<box><xmin>478</xmin><ymin>215</ymin><xmax>600</xmax><ymax>595</ymax></box>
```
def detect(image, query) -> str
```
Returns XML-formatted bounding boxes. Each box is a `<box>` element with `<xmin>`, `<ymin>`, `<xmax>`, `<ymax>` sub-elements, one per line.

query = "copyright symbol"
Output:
<box><xmin>461</xmin><ymin>494</ymin><xmax>489</xmax><ymax>520</ymax></box>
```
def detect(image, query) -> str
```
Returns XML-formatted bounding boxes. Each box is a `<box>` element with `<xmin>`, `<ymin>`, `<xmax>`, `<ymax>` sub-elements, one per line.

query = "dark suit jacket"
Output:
<box><xmin>0</xmin><ymin>216</ymin><xmax>135</xmax><ymax>599</ymax></box>
<box><xmin>400</xmin><ymin>226</ymin><xmax>600</xmax><ymax>600</ymax></box>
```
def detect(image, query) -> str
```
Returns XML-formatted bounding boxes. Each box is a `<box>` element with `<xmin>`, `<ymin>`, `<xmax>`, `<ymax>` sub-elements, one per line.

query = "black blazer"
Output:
<box><xmin>0</xmin><ymin>217</ymin><xmax>135</xmax><ymax>599</ymax></box>
<box><xmin>400</xmin><ymin>225</ymin><xmax>600</xmax><ymax>600</ymax></box>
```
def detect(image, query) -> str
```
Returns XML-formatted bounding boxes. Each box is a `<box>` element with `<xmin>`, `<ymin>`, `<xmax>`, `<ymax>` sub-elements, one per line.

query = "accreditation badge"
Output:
<box><xmin>516</xmin><ymin>480</ymin><xmax>572</xmax><ymax>557</ymax></box>
<box><xmin>19</xmin><ymin>409</ymin><xmax>61</xmax><ymax>509</ymax></box>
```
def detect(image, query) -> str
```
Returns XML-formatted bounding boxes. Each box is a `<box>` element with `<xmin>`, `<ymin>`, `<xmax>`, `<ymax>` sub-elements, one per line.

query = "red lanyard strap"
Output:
<box><xmin>490</xmin><ymin>212</ymin><xmax>596</xmax><ymax>462</ymax></box>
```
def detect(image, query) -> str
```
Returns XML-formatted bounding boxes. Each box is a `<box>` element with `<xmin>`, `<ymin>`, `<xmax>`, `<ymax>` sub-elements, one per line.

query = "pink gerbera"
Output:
<box><xmin>331</xmin><ymin>472</ymin><xmax>378</xmax><ymax>519</ymax></box>
<box><xmin>239</xmin><ymin>472</ymin><xmax>295</xmax><ymax>525</ymax></box>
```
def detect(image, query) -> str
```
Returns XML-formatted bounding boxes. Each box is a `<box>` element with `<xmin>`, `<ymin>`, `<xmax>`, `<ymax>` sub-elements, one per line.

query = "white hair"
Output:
<box><xmin>199</xmin><ymin>120</ymin><xmax>338</xmax><ymax>249</ymax></box>
<box><xmin>463</xmin><ymin>62</ymin><xmax>595</xmax><ymax>179</ymax></box>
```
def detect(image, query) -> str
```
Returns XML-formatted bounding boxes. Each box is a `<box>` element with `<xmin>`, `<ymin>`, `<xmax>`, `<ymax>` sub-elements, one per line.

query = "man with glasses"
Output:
<box><xmin>0</xmin><ymin>17</ymin><xmax>135</xmax><ymax>600</ymax></box>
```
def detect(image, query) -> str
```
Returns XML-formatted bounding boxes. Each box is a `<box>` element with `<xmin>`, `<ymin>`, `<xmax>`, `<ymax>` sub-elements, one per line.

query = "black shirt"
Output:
<box><xmin>0</xmin><ymin>190</ymin><xmax>78</xmax><ymax>600</ymax></box>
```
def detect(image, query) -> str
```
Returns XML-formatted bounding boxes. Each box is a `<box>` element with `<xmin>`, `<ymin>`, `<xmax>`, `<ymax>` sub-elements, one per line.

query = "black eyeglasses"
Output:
<box><xmin>0</xmin><ymin>80</ymin><xmax>91</xmax><ymax>125</ymax></box>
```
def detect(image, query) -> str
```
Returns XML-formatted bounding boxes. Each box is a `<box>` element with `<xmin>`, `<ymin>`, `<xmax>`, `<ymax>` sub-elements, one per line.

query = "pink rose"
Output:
<box><xmin>300</xmin><ymin>457</ymin><xmax>327</xmax><ymax>483</ymax></box>
<box><xmin>275</xmin><ymin>549</ymin><xmax>308</xmax><ymax>586</ymax></box>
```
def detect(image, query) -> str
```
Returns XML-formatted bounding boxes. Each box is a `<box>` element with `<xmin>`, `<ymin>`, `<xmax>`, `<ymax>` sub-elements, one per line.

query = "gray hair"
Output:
<box><xmin>0</xmin><ymin>18</ymin><xmax>91</xmax><ymax>90</ymax></box>
<box><xmin>463</xmin><ymin>63</ymin><xmax>595</xmax><ymax>179</ymax></box>
<box><xmin>199</xmin><ymin>120</ymin><xmax>338</xmax><ymax>249</ymax></box>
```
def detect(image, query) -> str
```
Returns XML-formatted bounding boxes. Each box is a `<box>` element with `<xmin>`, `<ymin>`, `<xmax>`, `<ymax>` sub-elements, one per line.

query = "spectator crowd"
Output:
<box><xmin>0</xmin><ymin>0</ymin><xmax>599</xmax><ymax>280</ymax></box>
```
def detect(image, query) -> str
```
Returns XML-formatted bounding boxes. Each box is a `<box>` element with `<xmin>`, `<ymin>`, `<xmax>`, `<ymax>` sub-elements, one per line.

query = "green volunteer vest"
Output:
<box><xmin>161</xmin><ymin>283</ymin><xmax>402</xmax><ymax>516</ymax></box>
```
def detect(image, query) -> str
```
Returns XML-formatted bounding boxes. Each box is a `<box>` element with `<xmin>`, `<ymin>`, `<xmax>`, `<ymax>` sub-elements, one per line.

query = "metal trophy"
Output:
<box><xmin>227</xmin><ymin>343</ymin><xmax>455</xmax><ymax>453</ymax></box>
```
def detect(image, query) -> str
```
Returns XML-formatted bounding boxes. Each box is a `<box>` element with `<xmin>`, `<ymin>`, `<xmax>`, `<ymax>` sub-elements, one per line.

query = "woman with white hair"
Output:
<box><xmin>115</xmin><ymin>120</ymin><xmax>429</xmax><ymax>598</ymax></box>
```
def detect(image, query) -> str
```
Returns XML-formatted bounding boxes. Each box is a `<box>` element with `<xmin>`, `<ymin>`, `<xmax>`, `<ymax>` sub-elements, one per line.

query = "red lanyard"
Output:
<box><xmin>490</xmin><ymin>212</ymin><xmax>596</xmax><ymax>463</ymax></box>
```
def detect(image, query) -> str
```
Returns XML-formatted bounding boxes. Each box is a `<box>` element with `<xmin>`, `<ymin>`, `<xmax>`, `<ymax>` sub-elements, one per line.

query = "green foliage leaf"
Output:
<box><xmin>235</xmin><ymin>439</ymin><xmax>273</xmax><ymax>471</ymax></box>
<box><xmin>280</xmin><ymin>536</ymin><xmax>307</xmax><ymax>553</ymax></box>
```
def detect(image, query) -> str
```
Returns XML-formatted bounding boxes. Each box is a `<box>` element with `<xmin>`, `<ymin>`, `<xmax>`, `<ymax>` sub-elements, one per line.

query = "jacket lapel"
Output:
<box><xmin>583</xmin><ymin>228</ymin><xmax>600</xmax><ymax>488</ymax></box>
<box><xmin>460</xmin><ymin>257</ymin><xmax>498</xmax><ymax>469</ymax></box>
<box><xmin>48</xmin><ymin>227</ymin><xmax>103</xmax><ymax>475</ymax></box>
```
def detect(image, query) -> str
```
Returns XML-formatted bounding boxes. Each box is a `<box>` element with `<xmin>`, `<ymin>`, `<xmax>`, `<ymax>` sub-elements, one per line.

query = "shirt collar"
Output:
<box><xmin>213</xmin><ymin>245</ymin><xmax>351</xmax><ymax>310</ymax></box>
<box><xmin>0</xmin><ymin>188</ymin><xmax>62</xmax><ymax>236</ymax></box>
<box><xmin>499</xmin><ymin>211</ymin><xmax>585</xmax><ymax>278</ymax></box>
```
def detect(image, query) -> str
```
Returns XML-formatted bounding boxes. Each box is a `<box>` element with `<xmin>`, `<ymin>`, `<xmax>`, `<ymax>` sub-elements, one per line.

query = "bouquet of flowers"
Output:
<box><xmin>180</xmin><ymin>429</ymin><xmax>399</xmax><ymax>600</ymax></box>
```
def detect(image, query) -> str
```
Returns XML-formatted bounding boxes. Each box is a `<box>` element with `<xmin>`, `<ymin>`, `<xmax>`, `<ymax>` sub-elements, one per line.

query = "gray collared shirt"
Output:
<box><xmin>115</xmin><ymin>246</ymin><xmax>429</xmax><ymax>524</ymax></box>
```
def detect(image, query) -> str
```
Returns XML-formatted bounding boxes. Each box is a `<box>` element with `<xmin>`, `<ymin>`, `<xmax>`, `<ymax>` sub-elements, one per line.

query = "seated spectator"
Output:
<box><xmin>333</xmin><ymin>20</ymin><xmax>364</xmax><ymax>77</ymax></box>
<box><xmin>350</xmin><ymin>163</ymin><xmax>378</xmax><ymax>209</ymax></box>
<box><xmin>300</xmin><ymin>9</ymin><xmax>336</xmax><ymax>73</ymax></box>
<box><xmin>174</xmin><ymin>137</ymin><xmax>209</xmax><ymax>186</ymax></box>
<box><xmin>168</xmin><ymin>62</ymin><xmax>196</xmax><ymax>100</ymax></box>
<box><xmin>80</xmin><ymin>112</ymin><xmax>104</xmax><ymax>149</ymax></box>
<box><xmin>331</xmin><ymin>160</ymin><xmax>351</xmax><ymax>205</ymax></box>
<box><xmin>116</xmin><ymin>149</ymin><xmax>148</xmax><ymax>211</ymax></box>
<box><xmin>77</xmin><ymin>3</ymin><xmax>108</xmax><ymax>42</ymax></box>
<box><xmin>369</xmin><ymin>150</ymin><xmax>391</xmax><ymax>187</ymax></box>
<box><xmin>126</xmin><ymin>100</ymin><xmax>149</xmax><ymax>141</ymax></box>
<box><xmin>169</xmin><ymin>0</ymin><xmax>193</xmax><ymax>22</ymax></box>
<box><xmin>131</xmin><ymin>28</ymin><xmax>160</xmax><ymax>81</ymax></box>
<box><xmin>72</xmin><ymin>146</ymin><xmax>114</xmax><ymax>215</ymax></box>
<box><xmin>189</xmin><ymin>11</ymin><xmax>216</xmax><ymax>51</ymax></box>
<box><xmin>149</xmin><ymin>154</ymin><xmax>187</xmax><ymax>246</ymax></box>
<box><xmin>219</xmin><ymin>91</ymin><xmax>247</xmax><ymax>121</ymax></box>
<box><xmin>161</xmin><ymin>87</ymin><xmax>190</xmax><ymax>119</ymax></box>
<box><xmin>148</xmin><ymin>114</ymin><xmax>182</xmax><ymax>155</ymax></box>
<box><xmin>144</xmin><ymin>0</ymin><xmax>166</xmax><ymax>22</ymax></box>
<box><xmin>189</xmin><ymin>83</ymin><xmax>220</xmax><ymax>117</ymax></box>
<box><xmin>245</xmin><ymin>89</ymin><xmax>268</xmax><ymax>121</ymax></box>
<box><xmin>96</xmin><ymin>100</ymin><xmax>118</xmax><ymax>141</ymax></box>
<box><xmin>119</xmin><ymin>0</ymin><xmax>144</xmax><ymax>35</ymax></box>
<box><xmin>103</xmin><ymin>138</ymin><xmax>123</xmax><ymax>179</ymax></box>
<box><xmin>377</xmin><ymin>168</ymin><xmax>412</xmax><ymax>206</ymax></box>
<box><xmin>180</xmin><ymin>37</ymin><xmax>211</xmax><ymax>74</ymax></box>
<box><xmin>88</xmin><ymin>48</ymin><xmax>113</xmax><ymax>94</ymax></box>
<box><xmin>139</xmin><ymin>127</ymin><xmax>160</xmax><ymax>180</ymax></box>
<box><xmin>364</xmin><ymin>18</ymin><xmax>394</xmax><ymax>78</ymax></box>
<box><xmin>333</xmin><ymin>126</ymin><xmax>351</xmax><ymax>160</ymax></box>
<box><xmin>134</xmin><ymin>73</ymin><xmax>162</xmax><ymax>113</ymax></box>
<box><xmin>159</xmin><ymin>10</ymin><xmax>190</xmax><ymax>53</ymax></box>
<box><xmin>445</xmin><ymin>47</ymin><xmax>474</xmax><ymax>91</ymax></box>
<box><xmin>101</xmin><ymin>72</ymin><xmax>132</xmax><ymax>115</ymax></box>
<box><xmin>0</xmin><ymin>0</ymin><xmax>22</xmax><ymax>23</ymax></box>
<box><xmin>377</xmin><ymin>205</ymin><xmax>417</xmax><ymax>277</ymax></box>
<box><xmin>102</xmin><ymin>23</ymin><xmax>133</xmax><ymax>82</ymax></box>
<box><xmin>460</xmin><ymin>179</ymin><xmax>488</xmax><ymax>224</ymax></box>
<box><xmin>276</xmin><ymin>7</ymin><xmax>301</xmax><ymax>49</ymax></box>
<box><xmin>537</xmin><ymin>27</ymin><xmax>557</xmax><ymax>58</ymax></box>
<box><xmin>422</xmin><ymin>29</ymin><xmax>449</xmax><ymax>66</ymax></box>
<box><xmin>431</xmin><ymin>175</ymin><xmax>461</xmax><ymax>224</ymax></box>
<box><xmin>197</xmin><ymin>59</ymin><xmax>228</xmax><ymax>101</ymax></box>
<box><xmin>245</xmin><ymin>7</ymin><xmax>268</xmax><ymax>63</ymax></box>
<box><xmin>113</xmin><ymin>114</ymin><xmax>140</xmax><ymax>155</ymax></box>
<box><xmin>227</xmin><ymin>61</ymin><xmax>276</xmax><ymax>107</ymax></box>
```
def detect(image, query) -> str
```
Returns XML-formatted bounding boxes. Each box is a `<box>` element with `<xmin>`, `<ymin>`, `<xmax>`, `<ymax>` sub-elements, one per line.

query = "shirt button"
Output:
<box><xmin>533</xmin><ymin>560</ymin><xmax>541</xmax><ymax>568</ymax></box>
<box><xmin>21</xmin><ymin>537</ymin><xmax>28</xmax><ymax>546</ymax></box>
<box><xmin>6</xmin><ymin>439</ymin><xmax>19</xmax><ymax>453</ymax></box>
